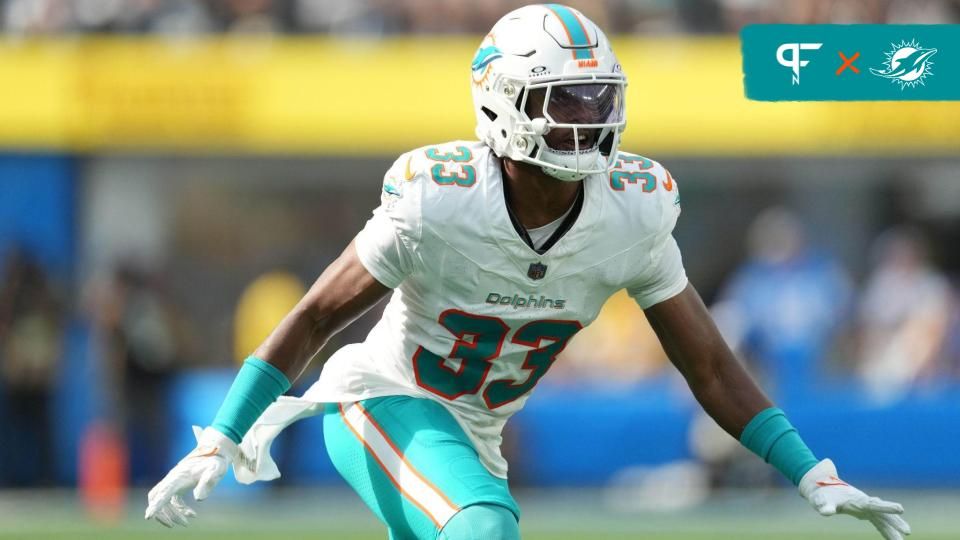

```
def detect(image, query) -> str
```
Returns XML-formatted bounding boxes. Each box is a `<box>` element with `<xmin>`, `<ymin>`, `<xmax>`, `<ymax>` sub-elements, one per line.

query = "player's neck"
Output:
<box><xmin>501</xmin><ymin>159</ymin><xmax>582</xmax><ymax>229</ymax></box>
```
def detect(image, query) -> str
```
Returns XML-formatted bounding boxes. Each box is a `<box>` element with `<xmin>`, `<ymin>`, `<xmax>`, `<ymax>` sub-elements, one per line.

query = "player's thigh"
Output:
<box><xmin>322</xmin><ymin>395</ymin><xmax>519</xmax><ymax>540</ymax></box>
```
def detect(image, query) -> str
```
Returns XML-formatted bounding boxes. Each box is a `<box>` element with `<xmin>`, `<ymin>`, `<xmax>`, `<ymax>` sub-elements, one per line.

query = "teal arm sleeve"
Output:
<box><xmin>211</xmin><ymin>356</ymin><xmax>291</xmax><ymax>444</ymax></box>
<box><xmin>739</xmin><ymin>407</ymin><xmax>819</xmax><ymax>486</ymax></box>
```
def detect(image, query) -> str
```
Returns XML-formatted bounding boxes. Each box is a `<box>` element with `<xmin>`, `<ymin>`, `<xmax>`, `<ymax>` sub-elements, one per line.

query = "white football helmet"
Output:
<box><xmin>471</xmin><ymin>4</ymin><xmax>627</xmax><ymax>181</ymax></box>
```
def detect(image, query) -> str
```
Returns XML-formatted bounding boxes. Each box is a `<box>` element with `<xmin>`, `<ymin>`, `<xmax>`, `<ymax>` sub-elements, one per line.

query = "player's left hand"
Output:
<box><xmin>144</xmin><ymin>426</ymin><xmax>238</xmax><ymax>528</ymax></box>
<box><xmin>799</xmin><ymin>459</ymin><xmax>911</xmax><ymax>540</ymax></box>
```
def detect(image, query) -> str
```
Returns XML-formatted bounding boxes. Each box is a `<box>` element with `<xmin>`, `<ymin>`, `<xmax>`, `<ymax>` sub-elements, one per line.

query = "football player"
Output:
<box><xmin>146</xmin><ymin>5</ymin><xmax>911</xmax><ymax>540</ymax></box>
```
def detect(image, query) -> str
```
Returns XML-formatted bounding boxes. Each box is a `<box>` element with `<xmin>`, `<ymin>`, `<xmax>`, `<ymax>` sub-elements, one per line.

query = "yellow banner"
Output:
<box><xmin>0</xmin><ymin>36</ymin><xmax>957</xmax><ymax>155</ymax></box>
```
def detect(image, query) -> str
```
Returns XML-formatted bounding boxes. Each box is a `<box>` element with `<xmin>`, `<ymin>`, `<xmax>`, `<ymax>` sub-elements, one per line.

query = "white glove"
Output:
<box><xmin>144</xmin><ymin>427</ymin><xmax>240</xmax><ymax>528</ymax></box>
<box><xmin>799</xmin><ymin>459</ymin><xmax>911</xmax><ymax>540</ymax></box>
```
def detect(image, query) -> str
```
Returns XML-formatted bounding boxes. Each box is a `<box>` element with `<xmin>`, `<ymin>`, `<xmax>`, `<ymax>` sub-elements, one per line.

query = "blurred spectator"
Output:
<box><xmin>885</xmin><ymin>0</ymin><xmax>960</xmax><ymax>23</ymax></box>
<box><xmin>3</xmin><ymin>0</ymin><xmax>956</xmax><ymax>36</ymax></box>
<box><xmin>719</xmin><ymin>0</ymin><xmax>960</xmax><ymax>30</ymax></box>
<box><xmin>0</xmin><ymin>248</ymin><xmax>63</xmax><ymax>486</ymax></box>
<box><xmin>92</xmin><ymin>261</ymin><xmax>183</xmax><ymax>484</ymax></box>
<box><xmin>1</xmin><ymin>0</ymin><xmax>213</xmax><ymax>35</ymax></box>
<box><xmin>292</xmin><ymin>0</ymin><xmax>380</xmax><ymax>34</ymax></box>
<box><xmin>210</xmin><ymin>0</ymin><xmax>283</xmax><ymax>33</ymax></box>
<box><xmin>856</xmin><ymin>227</ymin><xmax>954</xmax><ymax>402</ymax></box>
<box><xmin>712</xmin><ymin>207</ymin><xmax>852</xmax><ymax>403</ymax></box>
<box><xmin>941</xmin><ymin>303</ymin><xmax>960</xmax><ymax>378</ymax></box>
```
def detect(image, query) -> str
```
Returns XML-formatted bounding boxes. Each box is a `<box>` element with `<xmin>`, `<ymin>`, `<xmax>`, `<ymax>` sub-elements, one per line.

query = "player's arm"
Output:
<box><xmin>145</xmin><ymin>240</ymin><xmax>390</xmax><ymax>527</ymax></box>
<box><xmin>147</xmin><ymin>150</ymin><xmax>418</xmax><ymax>528</ymax></box>
<box><xmin>252</xmin><ymin>239</ymin><xmax>391</xmax><ymax>382</ymax></box>
<box><xmin>644</xmin><ymin>285</ymin><xmax>911</xmax><ymax>540</ymax></box>
<box><xmin>644</xmin><ymin>284</ymin><xmax>771</xmax><ymax>436</ymax></box>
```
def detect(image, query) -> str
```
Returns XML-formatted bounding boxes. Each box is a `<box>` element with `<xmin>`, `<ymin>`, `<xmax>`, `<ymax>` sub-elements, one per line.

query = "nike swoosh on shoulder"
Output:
<box><xmin>662</xmin><ymin>169</ymin><xmax>674</xmax><ymax>191</ymax></box>
<box><xmin>403</xmin><ymin>155</ymin><xmax>415</xmax><ymax>181</ymax></box>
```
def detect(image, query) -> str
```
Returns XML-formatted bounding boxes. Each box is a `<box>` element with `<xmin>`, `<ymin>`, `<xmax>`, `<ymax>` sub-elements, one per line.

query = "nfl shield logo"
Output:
<box><xmin>527</xmin><ymin>262</ymin><xmax>547</xmax><ymax>280</ymax></box>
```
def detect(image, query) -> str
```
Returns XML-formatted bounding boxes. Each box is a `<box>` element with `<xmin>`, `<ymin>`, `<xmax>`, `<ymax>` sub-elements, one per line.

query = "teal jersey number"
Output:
<box><xmin>616</xmin><ymin>153</ymin><xmax>653</xmax><ymax>169</ymax></box>
<box><xmin>425</xmin><ymin>145</ymin><xmax>477</xmax><ymax>187</ymax></box>
<box><xmin>430</xmin><ymin>163</ymin><xmax>477</xmax><ymax>187</ymax></box>
<box><xmin>610</xmin><ymin>170</ymin><xmax>657</xmax><ymax>192</ymax></box>
<box><xmin>413</xmin><ymin>310</ymin><xmax>509</xmax><ymax>400</ymax></box>
<box><xmin>483</xmin><ymin>319</ymin><xmax>582</xmax><ymax>409</ymax></box>
<box><xmin>425</xmin><ymin>146</ymin><xmax>473</xmax><ymax>162</ymax></box>
<box><xmin>414</xmin><ymin>310</ymin><xmax>581</xmax><ymax>407</ymax></box>
<box><xmin>610</xmin><ymin>153</ymin><xmax>660</xmax><ymax>192</ymax></box>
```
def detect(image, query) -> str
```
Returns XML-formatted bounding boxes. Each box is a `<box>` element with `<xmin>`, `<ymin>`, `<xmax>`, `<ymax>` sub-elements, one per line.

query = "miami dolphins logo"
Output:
<box><xmin>472</xmin><ymin>45</ymin><xmax>503</xmax><ymax>72</ymax></box>
<box><xmin>472</xmin><ymin>34</ymin><xmax>501</xmax><ymax>87</ymax></box>
<box><xmin>870</xmin><ymin>39</ymin><xmax>937</xmax><ymax>89</ymax></box>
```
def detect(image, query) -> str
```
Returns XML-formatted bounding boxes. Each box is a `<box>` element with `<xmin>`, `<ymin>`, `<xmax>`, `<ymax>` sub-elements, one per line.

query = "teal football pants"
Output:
<box><xmin>323</xmin><ymin>396</ymin><xmax>521</xmax><ymax>540</ymax></box>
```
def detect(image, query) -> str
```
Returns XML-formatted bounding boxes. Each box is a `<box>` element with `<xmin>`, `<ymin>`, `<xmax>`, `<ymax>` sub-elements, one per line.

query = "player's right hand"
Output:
<box><xmin>799</xmin><ymin>459</ymin><xmax>911</xmax><ymax>540</ymax></box>
<box><xmin>144</xmin><ymin>427</ymin><xmax>238</xmax><ymax>528</ymax></box>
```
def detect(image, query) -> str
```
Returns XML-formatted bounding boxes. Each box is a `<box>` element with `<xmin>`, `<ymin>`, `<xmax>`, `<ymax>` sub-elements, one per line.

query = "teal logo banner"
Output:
<box><xmin>742</xmin><ymin>25</ymin><xmax>960</xmax><ymax>101</ymax></box>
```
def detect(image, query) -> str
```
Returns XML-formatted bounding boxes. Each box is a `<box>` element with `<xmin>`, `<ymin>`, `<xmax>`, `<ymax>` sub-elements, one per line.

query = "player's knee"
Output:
<box><xmin>438</xmin><ymin>503</ymin><xmax>519</xmax><ymax>540</ymax></box>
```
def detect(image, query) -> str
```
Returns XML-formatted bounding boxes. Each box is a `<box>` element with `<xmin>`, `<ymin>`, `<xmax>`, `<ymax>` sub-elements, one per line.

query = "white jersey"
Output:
<box><xmin>304</xmin><ymin>140</ymin><xmax>687</xmax><ymax>478</ymax></box>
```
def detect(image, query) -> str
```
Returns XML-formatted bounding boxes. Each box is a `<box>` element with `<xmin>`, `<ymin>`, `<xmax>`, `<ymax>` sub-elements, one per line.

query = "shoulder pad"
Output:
<box><xmin>606</xmin><ymin>151</ymin><xmax>681</xmax><ymax>235</ymax></box>
<box><xmin>384</xmin><ymin>141</ymin><xmax>487</xmax><ymax>195</ymax></box>
<box><xmin>414</xmin><ymin>141</ymin><xmax>485</xmax><ymax>190</ymax></box>
<box><xmin>379</xmin><ymin>141</ymin><xmax>489</xmax><ymax>238</ymax></box>
<box><xmin>382</xmin><ymin>151</ymin><xmax>422</xmax><ymax>201</ymax></box>
<box><xmin>375</xmin><ymin>151</ymin><xmax>427</xmax><ymax>244</ymax></box>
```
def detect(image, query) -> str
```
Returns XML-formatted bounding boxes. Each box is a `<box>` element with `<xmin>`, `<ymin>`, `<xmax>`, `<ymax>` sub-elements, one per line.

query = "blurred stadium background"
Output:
<box><xmin>2</xmin><ymin>0</ymin><xmax>960</xmax><ymax>538</ymax></box>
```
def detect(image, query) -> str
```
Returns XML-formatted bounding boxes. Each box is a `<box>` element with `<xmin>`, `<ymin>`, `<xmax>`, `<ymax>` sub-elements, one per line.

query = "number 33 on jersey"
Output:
<box><xmin>306</xmin><ymin>140</ymin><xmax>687</xmax><ymax>478</ymax></box>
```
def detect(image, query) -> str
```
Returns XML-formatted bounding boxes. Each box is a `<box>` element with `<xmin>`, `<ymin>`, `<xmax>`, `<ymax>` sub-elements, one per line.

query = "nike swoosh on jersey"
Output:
<box><xmin>190</xmin><ymin>445</ymin><xmax>220</xmax><ymax>458</ymax></box>
<box><xmin>816</xmin><ymin>476</ymin><xmax>850</xmax><ymax>487</ymax></box>
<box><xmin>404</xmin><ymin>155</ymin><xmax>416</xmax><ymax>181</ymax></box>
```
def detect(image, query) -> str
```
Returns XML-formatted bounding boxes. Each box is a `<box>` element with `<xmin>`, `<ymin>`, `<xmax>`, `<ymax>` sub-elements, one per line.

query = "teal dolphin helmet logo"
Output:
<box><xmin>870</xmin><ymin>39</ymin><xmax>937</xmax><ymax>89</ymax></box>
<box><xmin>471</xmin><ymin>45</ymin><xmax>503</xmax><ymax>72</ymax></box>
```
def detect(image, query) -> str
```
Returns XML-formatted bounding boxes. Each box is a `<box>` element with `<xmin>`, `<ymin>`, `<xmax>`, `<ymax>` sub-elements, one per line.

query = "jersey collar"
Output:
<box><xmin>485</xmin><ymin>150</ymin><xmax>604</xmax><ymax>283</ymax></box>
<box><xmin>501</xmin><ymin>169</ymin><xmax>584</xmax><ymax>255</ymax></box>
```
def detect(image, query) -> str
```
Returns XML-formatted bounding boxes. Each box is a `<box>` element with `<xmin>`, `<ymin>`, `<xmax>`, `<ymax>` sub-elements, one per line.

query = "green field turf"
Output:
<box><xmin>2</xmin><ymin>533</ymin><xmax>949</xmax><ymax>540</ymax></box>
<box><xmin>2</xmin><ymin>488</ymin><xmax>956</xmax><ymax>539</ymax></box>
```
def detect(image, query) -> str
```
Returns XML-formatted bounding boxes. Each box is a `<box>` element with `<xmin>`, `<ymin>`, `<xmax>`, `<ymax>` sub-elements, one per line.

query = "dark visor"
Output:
<box><xmin>525</xmin><ymin>83</ymin><xmax>623</xmax><ymax>125</ymax></box>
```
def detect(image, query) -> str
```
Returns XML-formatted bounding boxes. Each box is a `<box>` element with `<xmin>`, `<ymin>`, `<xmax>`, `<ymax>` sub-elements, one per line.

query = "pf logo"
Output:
<box><xmin>776</xmin><ymin>43</ymin><xmax>823</xmax><ymax>85</ymax></box>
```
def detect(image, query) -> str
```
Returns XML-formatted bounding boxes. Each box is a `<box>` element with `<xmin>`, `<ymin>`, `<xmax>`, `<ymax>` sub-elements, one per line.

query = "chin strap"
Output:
<box><xmin>541</xmin><ymin>165</ymin><xmax>589</xmax><ymax>182</ymax></box>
